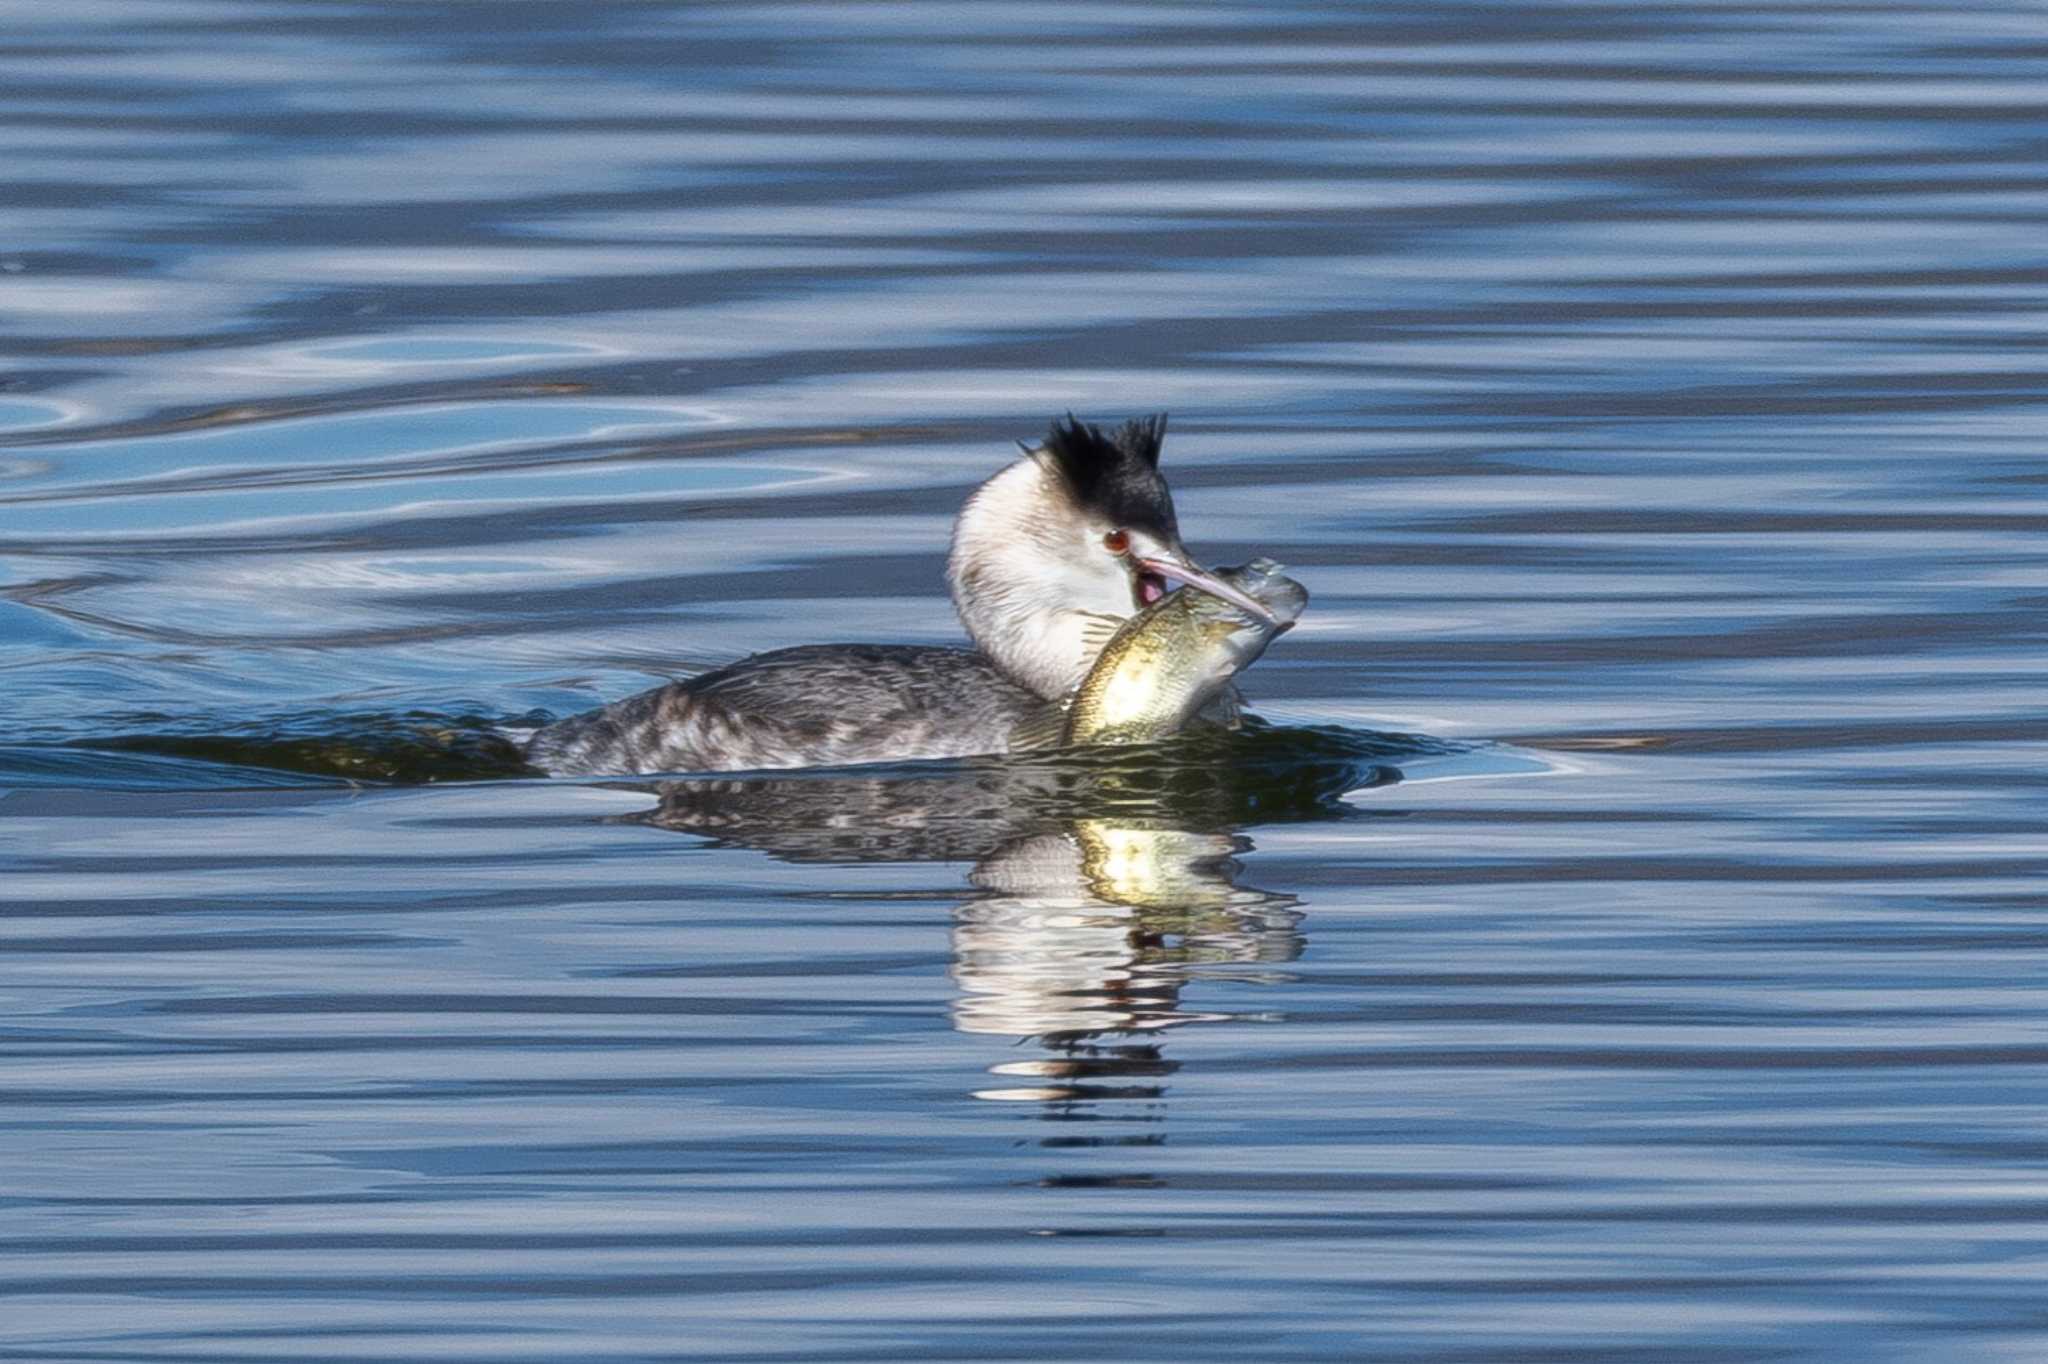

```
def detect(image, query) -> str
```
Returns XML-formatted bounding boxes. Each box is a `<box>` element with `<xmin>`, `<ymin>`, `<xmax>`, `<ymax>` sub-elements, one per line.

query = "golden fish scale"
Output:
<box><xmin>1064</xmin><ymin>596</ymin><xmax>1239</xmax><ymax>742</ymax></box>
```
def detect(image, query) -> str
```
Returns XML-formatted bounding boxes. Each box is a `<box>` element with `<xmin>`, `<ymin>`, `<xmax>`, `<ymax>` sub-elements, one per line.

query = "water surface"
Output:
<box><xmin>5</xmin><ymin>2</ymin><xmax>2048</xmax><ymax>1359</ymax></box>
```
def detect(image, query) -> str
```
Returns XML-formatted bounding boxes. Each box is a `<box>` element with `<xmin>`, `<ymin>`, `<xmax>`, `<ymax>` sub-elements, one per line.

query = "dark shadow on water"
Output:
<box><xmin>618</xmin><ymin>721</ymin><xmax>1434</xmax><ymax>861</ymax></box>
<box><xmin>17</xmin><ymin>712</ymin><xmax>1453</xmax><ymax>1136</ymax></box>
<box><xmin>605</xmin><ymin>723</ymin><xmax>1451</xmax><ymax>1133</ymax></box>
<box><xmin>42</xmin><ymin>706</ymin><xmax>547</xmax><ymax>785</ymax></box>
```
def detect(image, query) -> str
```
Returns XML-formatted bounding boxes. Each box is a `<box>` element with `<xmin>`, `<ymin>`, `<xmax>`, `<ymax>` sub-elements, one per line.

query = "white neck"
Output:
<box><xmin>948</xmin><ymin>456</ymin><xmax>1135</xmax><ymax>700</ymax></box>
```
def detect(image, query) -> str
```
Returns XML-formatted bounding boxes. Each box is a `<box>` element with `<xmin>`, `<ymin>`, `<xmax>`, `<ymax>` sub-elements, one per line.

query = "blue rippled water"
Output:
<box><xmin>4</xmin><ymin>2</ymin><xmax>2048</xmax><ymax>1359</ymax></box>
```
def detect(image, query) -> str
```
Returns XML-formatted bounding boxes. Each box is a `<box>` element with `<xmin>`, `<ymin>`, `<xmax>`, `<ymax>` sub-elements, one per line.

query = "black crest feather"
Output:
<box><xmin>1035</xmin><ymin>413</ymin><xmax>1176</xmax><ymax>535</ymax></box>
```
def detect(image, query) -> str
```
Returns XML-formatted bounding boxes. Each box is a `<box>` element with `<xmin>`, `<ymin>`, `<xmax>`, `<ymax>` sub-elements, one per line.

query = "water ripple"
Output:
<box><xmin>5</xmin><ymin>1</ymin><xmax>2048</xmax><ymax>1360</ymax></box>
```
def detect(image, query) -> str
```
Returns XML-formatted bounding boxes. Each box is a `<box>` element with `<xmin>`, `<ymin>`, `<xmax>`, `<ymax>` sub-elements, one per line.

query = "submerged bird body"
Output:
<box><xmin>524</xmin><ymin>645</ymin><xmax>1039</xmax><ymax>776</ymax></box>
<box><xmin>524</xmin><ymin>415</ymin><xmax>1287</xmax><ymax>777</ymax></box>
<box><xmin>1011</xmin><ymin>559</ymin><xmax>1308</xmax><ymax>751</ymax></box>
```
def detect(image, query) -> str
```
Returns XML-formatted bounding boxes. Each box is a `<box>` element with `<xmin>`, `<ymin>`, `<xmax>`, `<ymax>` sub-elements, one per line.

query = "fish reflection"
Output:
<box><xmin>624</xmin><ymin>730</ymin><xmax>1414</xmax><ymax>1114</ymax></box>
<box><xmin>954</xmin><ymin>817</ymin><xmax>1303</xmax><ymax>1126</ymax></box>
<box><xmin>953</xmin><ymin>821</ymin><xmax>1302</xmax><ymax>1044</ymax></box>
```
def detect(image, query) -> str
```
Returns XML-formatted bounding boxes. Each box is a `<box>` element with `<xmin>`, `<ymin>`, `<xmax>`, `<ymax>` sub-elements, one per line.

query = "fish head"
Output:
<box><xmin>1185</xmin><ymin>558</ymin><xmax>1309</xmax><ymax>680</ymax></box>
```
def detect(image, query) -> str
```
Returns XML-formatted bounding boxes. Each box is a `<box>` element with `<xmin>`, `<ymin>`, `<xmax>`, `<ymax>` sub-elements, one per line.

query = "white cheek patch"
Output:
<box><xmin>1038</xmin><ymin>549</ymin><xmax>1139</xmax><ymax>621</ymax></box>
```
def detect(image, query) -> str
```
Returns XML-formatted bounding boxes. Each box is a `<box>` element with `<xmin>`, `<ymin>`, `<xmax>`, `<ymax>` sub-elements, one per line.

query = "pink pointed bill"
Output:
<box><xmin>1135</xmin><ymin>555</ymin><xmax>1279</xmax><ymax>624</ymax></box>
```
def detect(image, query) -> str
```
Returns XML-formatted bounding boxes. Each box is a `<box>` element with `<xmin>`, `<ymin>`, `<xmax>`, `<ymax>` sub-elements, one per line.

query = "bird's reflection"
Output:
<box><xmin>620</xmin><ymin>726</ymin><xmax>1422</xmax><ymax>1130</ymax></box>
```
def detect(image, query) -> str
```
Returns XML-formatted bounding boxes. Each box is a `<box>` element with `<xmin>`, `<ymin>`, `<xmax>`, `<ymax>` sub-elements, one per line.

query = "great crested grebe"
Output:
<box><xmin>524</xmin><ymin>414</ymin><xmax>1274</xmax><ymax>776</ymax></box>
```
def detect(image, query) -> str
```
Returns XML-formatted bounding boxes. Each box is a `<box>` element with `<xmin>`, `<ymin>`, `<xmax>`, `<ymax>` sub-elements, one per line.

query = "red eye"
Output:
<box><xmin>1103</xmin><ymin>529</ymin><xmax>1130</xmax><ymax>554</ymax></box>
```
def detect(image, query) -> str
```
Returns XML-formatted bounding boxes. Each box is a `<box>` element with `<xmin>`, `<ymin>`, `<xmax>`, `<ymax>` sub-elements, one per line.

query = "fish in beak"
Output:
<box><xmin>1133</xmin><ymin>549</ymin><xmax>1281</xmax><ymax>624</ymax></box>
